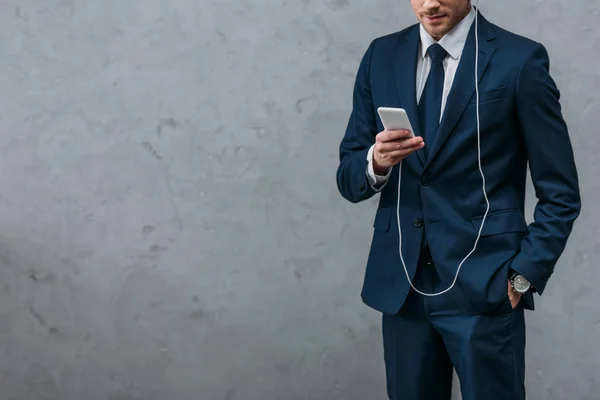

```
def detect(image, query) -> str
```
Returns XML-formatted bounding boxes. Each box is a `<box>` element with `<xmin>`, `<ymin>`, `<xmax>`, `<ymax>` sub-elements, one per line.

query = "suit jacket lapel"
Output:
<box><xmin>395</xmin><ymin>26</ymin><xmax>426</xmax><ymax>166</ymax></box>
<box><xmin>424</xmin><ymin>13</ymin><xmax>497</xmax><ymax>170</ymax></box>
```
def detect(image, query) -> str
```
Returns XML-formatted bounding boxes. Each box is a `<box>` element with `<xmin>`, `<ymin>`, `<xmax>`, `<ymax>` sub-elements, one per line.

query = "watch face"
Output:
<box><xmin>513</xmin><ymin>275</ymin><xmax>531</xmax><ymax>293</ymax></box>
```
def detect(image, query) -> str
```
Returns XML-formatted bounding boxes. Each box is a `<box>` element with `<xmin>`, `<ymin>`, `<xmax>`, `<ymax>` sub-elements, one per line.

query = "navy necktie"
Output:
<box><xmin>418</xmin><ymin>43</ymin><xmax>447</xmax><ymax>158</ymax></box>
<box><xmin>418</xmin><ymin>44</ymin><xmax>447</xmax><ymax>252</ymax></box>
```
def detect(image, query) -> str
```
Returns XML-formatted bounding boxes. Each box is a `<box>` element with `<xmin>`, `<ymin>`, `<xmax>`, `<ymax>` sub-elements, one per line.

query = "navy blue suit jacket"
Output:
<box><xmin>336</xmin><ymin>13</ymin><xmax>581</xmax><ymax>315</ymax></box>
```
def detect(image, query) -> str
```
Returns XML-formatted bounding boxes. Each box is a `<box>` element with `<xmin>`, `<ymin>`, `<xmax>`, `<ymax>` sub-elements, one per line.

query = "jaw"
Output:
<box><xmin>420</xmin><ymin>5</ymin><xmax>471</xmax><ymax>41</ymax></box>
<box><xmin>422</xmin><ymin>18</ymin><xmax>451</xmax><ymax>40</ymax></box>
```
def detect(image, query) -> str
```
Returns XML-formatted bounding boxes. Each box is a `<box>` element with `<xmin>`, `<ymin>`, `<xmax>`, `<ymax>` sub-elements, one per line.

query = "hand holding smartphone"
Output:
<box><xmin>373</xmin><ymin>107</ymin><xmax>424</xmax><ymax>173</ymax></box>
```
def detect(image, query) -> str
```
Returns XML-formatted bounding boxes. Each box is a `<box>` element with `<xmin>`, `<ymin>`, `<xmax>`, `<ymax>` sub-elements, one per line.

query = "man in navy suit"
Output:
<box><xmin>336</xmin><ymin>1</ymin><xmax>581</xmax><ymax>399</ymax></box>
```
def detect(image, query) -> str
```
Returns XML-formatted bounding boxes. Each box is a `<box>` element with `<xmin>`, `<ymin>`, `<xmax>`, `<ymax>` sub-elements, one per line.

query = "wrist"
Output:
<box><xmin>509</xmin><ymin>270</ymin><xmax>531</xmax><ymax>293</ymax></box>
<box><xmin>372</xmin><ymin>155</ymin><xmax>389</xmax><ymax>176</ymax></box>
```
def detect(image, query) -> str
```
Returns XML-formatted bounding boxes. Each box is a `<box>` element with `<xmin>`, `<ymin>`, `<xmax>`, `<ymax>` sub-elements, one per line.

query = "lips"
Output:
<box><xmin>425</xmin><ymin>14</ymin><xmax>446</xmax><ymax>22</ymax></box>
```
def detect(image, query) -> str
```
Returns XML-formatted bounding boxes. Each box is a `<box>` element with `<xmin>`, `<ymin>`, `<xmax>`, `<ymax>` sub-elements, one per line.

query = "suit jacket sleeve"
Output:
<box><xmin>336</xmin><ymin>40</ymin><xmax>380</xmax><ymax>203</ymax></box>
<box><xmin>510</xmin><ymin>43</ymin><xmax>582</xmax><ymax>294</ymax></box>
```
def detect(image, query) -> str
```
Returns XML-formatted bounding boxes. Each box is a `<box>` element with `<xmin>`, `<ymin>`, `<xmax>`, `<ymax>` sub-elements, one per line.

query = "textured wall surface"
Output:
<box><xmin>0</xmin><ymin>0</ymin><xmax>598</xmax><ymax>399</ymax></box>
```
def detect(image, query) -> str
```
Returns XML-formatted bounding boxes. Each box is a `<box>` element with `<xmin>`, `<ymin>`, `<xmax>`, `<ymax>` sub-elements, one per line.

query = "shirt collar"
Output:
<box><xmin>419</xmin><ymin>6</ymin><xmax>476</xmax><ymax>60</ymax></box>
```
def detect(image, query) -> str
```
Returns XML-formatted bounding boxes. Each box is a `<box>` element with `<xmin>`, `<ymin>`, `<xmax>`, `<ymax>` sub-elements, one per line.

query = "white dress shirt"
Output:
<box><xmin>366</xmin><ymin>7</ymin><xmax>476</xmax><ymax>190</ymax></box>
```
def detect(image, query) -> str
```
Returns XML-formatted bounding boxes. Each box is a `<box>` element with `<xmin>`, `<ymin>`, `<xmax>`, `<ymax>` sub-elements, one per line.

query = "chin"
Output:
<box><xmin>425</xmin><ymin>26</ymin><xmax>449</xmax><ymax>40</ymax></box>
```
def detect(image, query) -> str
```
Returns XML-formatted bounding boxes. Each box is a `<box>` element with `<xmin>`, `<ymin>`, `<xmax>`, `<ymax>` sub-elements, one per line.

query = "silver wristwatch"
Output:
<box><xmin>510</xmin><ymin>272</ymin><xmax>531</xmax><ymax>293</ymax></box>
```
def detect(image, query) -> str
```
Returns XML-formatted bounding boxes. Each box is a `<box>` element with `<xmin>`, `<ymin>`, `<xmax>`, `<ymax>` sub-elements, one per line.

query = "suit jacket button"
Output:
<box><xmin>421</xmin><ymin>176</ymin><xmax>429</xmax><ymax>186</ymax></box>
<box><xmin>414</xmin><ymin>218</ymin><xmax>423</xmax><ymax>228</ymax></box>
<box><xmin>359</xmin><ymin>183</ymin><xmax>366</xmax><ymax>191</ymax></box>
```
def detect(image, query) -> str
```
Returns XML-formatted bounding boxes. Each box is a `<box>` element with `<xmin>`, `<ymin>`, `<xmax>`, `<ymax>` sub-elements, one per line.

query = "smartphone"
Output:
<box><xmin>377</xmin><ymin>107</ymin><xmax>415</xmax><ymax>137</ymax></box>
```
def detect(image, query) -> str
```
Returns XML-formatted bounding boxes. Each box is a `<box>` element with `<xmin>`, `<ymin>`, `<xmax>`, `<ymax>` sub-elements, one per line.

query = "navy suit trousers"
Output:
<box><xmin>382</xmin><ymin>253</ymin><xmax>526</xmax><ymax>400</ymax></box>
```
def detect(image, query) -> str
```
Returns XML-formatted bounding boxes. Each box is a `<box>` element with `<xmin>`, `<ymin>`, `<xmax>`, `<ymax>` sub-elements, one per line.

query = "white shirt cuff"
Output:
<box><xmin>366</xmin><ymin>145</ymin><xmax>392</xmax><ymax>190</ymax></box>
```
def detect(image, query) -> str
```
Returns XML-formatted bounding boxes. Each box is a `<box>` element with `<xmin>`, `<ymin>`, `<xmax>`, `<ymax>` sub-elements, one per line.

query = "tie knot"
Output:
<box><xmin>427</xmin><ymin>43</ymin><xmax>447</xmax><ymax>64</ymax></box>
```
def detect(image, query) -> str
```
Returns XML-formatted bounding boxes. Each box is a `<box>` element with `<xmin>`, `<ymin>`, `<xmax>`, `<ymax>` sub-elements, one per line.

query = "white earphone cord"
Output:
<box><xmin>398</xmin><ymin>0</ymin><xmax>490</xmax><ymax>297</ymax></box>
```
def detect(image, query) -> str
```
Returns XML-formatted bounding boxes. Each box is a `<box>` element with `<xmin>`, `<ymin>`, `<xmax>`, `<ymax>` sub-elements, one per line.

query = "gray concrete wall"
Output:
<box><xmin>0</xmin><ymin>0</ymin><xmax>597</xmax><ymax>399</ymax></box>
